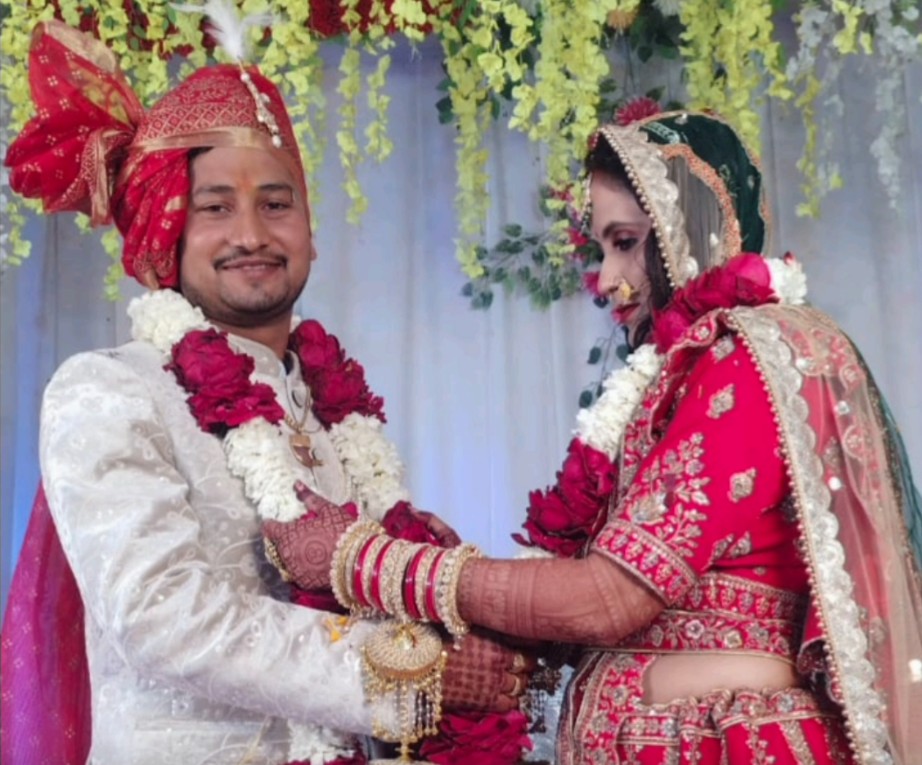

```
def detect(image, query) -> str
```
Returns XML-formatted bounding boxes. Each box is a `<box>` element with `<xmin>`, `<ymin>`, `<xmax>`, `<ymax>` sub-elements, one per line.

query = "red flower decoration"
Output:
<box><xmin>290</xmin><ymin>320</ymin><xmax>386</xmax><ymax>426</ymax></box>
<box><xmin>514</xmin><ymin>438</ymin><xmax>614</xmax><ymax>557</ymax></box>
<box><xmin>420</xmin><ymin>710</ymin><xmax>532</xmax><ymax>765</ymax></box>
<box><xmin>167</xmin><ymin>329</ymin><xmax>284</xmax><ymax>433</ymax></box>
<box><xmin>615</xmin><ymin>96</ymin><xmax>661</xmax><ymax>126</ymax></box>
<box><xmin>652</xmin><ymin>253</ymin><xmax>776</xmax><ymax>353</ymax></box>
<box><xmin>568</xmin><ymin>226</ymin><xmax>590</xmax><ymax>250</ymax></box>
<box><xmin>381</xmin><ymin>501</ymin><xmax>443</xmax><ymax>545</ymax></box>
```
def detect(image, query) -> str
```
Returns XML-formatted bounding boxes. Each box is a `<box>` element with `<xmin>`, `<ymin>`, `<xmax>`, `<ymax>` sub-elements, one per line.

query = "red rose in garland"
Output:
<box><xmin>653</xmin><ymin>253</ymin><xmax>776</xmax><ymax>352</ymax></box>
<box><xmin>167</xmin><ymin>329</ymin><xmax>284</xmax><ymax>433</ymax></box>
<box><xmin>290</xmin><ymin>320</ymin><xmax>385</xmax><ymax>425</ymax></box>
<box><xmin>515</xmin><ymin>438</ymin><xmax>614</xmax><ymax>557</ymax></box>
<box><xmin>381</xmin><ymin>501</ymin><xmax>444</xmax><ymax>545</ymax></box>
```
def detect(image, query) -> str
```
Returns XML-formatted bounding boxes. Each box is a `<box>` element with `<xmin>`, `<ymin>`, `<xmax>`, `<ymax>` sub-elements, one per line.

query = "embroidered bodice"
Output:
<box><xmin>592</xmin><ymin>315</ymin><xmax>809</xmax><ymax>662</ymax></box>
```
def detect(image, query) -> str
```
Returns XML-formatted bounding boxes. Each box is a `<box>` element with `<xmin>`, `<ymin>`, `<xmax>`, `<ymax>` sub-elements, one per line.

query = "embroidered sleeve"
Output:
<box><xmin>592</xmin><ymin>337</ymin><xmax>787</xmax><ymax>604</ymax></box>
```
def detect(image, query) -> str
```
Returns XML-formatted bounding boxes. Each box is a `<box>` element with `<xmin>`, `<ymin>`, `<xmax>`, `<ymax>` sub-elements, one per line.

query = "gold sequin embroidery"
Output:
<box><xmin>707</xmin><ymin>383</ymin><xmax>736</xmax><ymax>419</ymax></box>
<box><xmin>729</xmin><ymin>468</ymin><xmax>757</xmax><ymax>502</ymax></box>
<box><xmin>711</xmin><ymin>335</ymin><xmax>736</xmax><ymax>361</ymax></box>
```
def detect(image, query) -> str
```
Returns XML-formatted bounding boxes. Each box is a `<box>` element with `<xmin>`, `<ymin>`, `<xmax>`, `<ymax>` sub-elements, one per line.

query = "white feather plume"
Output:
<box><xmin>171</xmin><ymin>0</ymin><xmax>273</xmax><ymax>62</ymax></box>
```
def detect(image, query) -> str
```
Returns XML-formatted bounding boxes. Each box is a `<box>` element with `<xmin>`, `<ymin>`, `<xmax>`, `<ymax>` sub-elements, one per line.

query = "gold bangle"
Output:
<box><xmin>434</xmin><ymin>543</ymin><xmax>481</xmax><ymax>644</ymax></box>
<box><xmin>330</xmin><ymin>519</ymin><xmax>382</xmax><ymax>611</ymax></box>
<box><xmin>263</xmin><ymin>538</ymin><xmax>292</xmax><ymax>582</ymax></box>
<box><xmin>379</xmin><ymin>540</ymin><xmax>418</xmax><ymax>621</ymax></box>
<box><xmin>413</xmin><ymin>546</ymin><xmax>442</xmax><ymax>623</ymax></box>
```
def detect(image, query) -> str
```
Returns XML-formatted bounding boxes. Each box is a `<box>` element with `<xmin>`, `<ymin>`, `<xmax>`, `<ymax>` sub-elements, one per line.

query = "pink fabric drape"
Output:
<box><xmin>1</xmin><ymin>486</ymin><xmax>91</xmax><ymax>764</ymax></box>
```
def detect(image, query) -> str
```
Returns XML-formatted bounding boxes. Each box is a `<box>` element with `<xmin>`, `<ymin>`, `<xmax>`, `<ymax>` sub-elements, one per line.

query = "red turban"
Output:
<box><xmin>5</xmin><ymin>20</ymin><xmax>307</xmax><ymax>289</ymax></box>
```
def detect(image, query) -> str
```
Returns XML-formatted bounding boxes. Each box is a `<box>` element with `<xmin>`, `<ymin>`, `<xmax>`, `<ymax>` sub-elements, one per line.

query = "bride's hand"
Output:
<box><xmin>261</xmin><ymin>482</ymin><xmax>357</xmax><ymax>590</ymax></box>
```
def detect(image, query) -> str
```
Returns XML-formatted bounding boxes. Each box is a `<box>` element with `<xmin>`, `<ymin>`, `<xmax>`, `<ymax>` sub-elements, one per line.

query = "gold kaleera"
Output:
<box><xmin>362</xmin><ymin>620</ymin><xmax>447</xmax><ymax>765</ymax></box>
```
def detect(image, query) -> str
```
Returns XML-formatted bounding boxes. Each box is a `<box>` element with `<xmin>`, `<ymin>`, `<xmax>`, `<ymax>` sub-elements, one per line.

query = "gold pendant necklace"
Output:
<box><xmin>282</xmin><ymin>367</ymin><xmax>323</xmax><ymax>469</ymax></box>
<box><xmin>284</xmin><ymin>411</ymin><xmax>324</xmax><ymax>469</ymax></box>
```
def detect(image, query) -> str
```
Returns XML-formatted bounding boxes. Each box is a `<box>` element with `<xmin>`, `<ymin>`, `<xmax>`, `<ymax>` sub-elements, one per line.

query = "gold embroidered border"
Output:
<box><xmin>727</xmin><ymin>304</ymin><xmax>890</xmax><ymax>765</ymax></box>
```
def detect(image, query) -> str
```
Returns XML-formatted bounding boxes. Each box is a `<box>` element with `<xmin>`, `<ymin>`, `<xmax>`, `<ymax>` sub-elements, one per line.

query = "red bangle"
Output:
<box><xmin>369</xmin><ymin>539</ymin><xmax>395</xmax><ymax>612</ymax></box>
<box><xmin>424</xmin><ymin>550</ymin><xmax>447</xmax><ymax>622</ymax></box>
<box><xmin>352</xmin><ymin>536</ymin><xmax>378</xmax><ymax>609</ymax></box>
<box><xmin>402</xmin><ymin>546</ymin><xmax>429</xmax><ymax>620</ymax></box>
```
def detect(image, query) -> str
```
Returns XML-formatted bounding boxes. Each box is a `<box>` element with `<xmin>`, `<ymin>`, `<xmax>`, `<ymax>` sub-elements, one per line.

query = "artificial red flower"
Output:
<box><xmin>290</xmin><ymin>321</ymin><xmax>386</xmax><ymax>425</ymax></box>
<box><xmin>557</xmin><ymin>439</ymin><xmax>615</xmax><ymax>519</ymax></box>
<box><xmin>568</xmin><ymin>226</ymin><xmax>590</xmax><ymax>249</ymax></box>
<box><xmin>291</xmin><ymin>320</ymin><xmax>347</xmax><ymax>370</ymax></box>
<box><xmin>306</xmin><ymin>0</ymin><xmax>349</xmax><ymax>38</ymax></box>
<box><xmin>514</xmin><ymin>438</ymin><xmax>614</xmax><ymax>557</ymax></box>
<box><xmin>419</xmin><ymin>710</ymin><xmax>532</xmax><ymax>765</ymax></box>
<box><xmin>168</xmin><ymin>329</ymin><xmax>253</xmax><ymax>391</ymax></box>
<box><xmin>382</xmin><ymin>501</ymin><xmax>444</xmax><ymax>546</ymax></box>
<box><xmin>653</xmin><ymin>253</ymin><xmax>776</xmax><ymax>352</ymax></box>
<box><xmin>186</xmin><ymin>382</ymin><xmax>284</xmax><ymax>433</ymax></box>
<box><xmin>515</xmin><ymin>490</ymin><xmax>585</xmax><ymax>558</ymax></box>
<box><xmin>309</xmin><ymin>362</ymin><xmax>385</xmax><ymax>425</ymax></box>
<box><xmin>615</xmin><ymin>96</ymin><xmax>661</xmax><ymax>126</ymax></box>
<box><xmin>168</xmin><ymin>329</ymin><xmax>285</xmax><ymax>432</ymax></box>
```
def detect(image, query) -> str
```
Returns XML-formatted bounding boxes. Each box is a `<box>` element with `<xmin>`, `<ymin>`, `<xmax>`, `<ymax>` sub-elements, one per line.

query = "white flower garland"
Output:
<box><xmin>129</xmin><ymin>288</ymin><xmax>409</xmax><ymax>763</ymax></box>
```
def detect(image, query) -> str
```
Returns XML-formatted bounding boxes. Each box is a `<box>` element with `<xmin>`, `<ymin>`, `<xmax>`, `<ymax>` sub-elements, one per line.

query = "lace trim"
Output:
<box><xmin>659</xmin><ymin>142</ymin><xmax>743</xmax><ymax>265</ymax></box>
<box><xmin>729</xmin><ymin>305</ymin><xmax>891</xmax><ymax>765</ymax></box>
<box><xmin>596</xmin><ymin>124</ymin><xmax>694</xmax><ymax>287</ymax></box>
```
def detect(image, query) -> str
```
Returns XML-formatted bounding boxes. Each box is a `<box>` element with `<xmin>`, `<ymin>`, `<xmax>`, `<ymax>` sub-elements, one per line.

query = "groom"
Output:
<box><xmin>1</xmin><ymin>19</ymin><xmax>530</xmax><ymax>765</ymax></box>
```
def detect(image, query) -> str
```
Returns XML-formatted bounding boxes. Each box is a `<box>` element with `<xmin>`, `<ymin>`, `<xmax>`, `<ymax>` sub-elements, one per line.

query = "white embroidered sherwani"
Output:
<box><xmin>40</xmin><ymin>333</ymin><xmax>376</xmax><ymax>764</ymax></box>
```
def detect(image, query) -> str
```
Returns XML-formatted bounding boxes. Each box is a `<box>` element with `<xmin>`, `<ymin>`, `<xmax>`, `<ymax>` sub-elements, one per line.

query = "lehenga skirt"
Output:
<box><xmin>557</xmin><ymin>652</ymin><xmax>854</xmax><ymax>765</ymax></box>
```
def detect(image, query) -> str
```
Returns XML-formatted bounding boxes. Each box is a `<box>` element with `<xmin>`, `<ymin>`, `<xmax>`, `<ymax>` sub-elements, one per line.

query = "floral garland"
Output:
<box><xmin>128</xmin><ymin>288</ymin><xmax>529</xmax><ymax>765</ymax></box>
<box><xmin>516</xmin><ymin>253</ymin><xmax>807</xmax><ymax>558</ymax></box>
<box><xmin>128</xmin><ymin>290</ymin><xmax>406</xmax><ymax>526</ymax></box>
<box><xmin>5</xmin><ymin>2</ymin><xmax>915</xmax><ymax>280</ymax></box>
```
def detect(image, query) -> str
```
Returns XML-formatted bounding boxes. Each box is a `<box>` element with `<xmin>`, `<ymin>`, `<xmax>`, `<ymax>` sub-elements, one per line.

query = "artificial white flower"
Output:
<box><xmin>766</xmin><ymin>257</ymin><xmax>808</xmax><ymax>306</ymax></box>
<box><xmin>514</xmin><ymin>544</ymin><xmax>554</xmax><ymax>560</ymax></box>
<box><xmin>224</xmin><ymin>420</ymin><xmax>305</xmax><ymax>521</ymax></box>
<box><xmin>330</xmin><ymin>413</ymin><xmax>410</xmax><ymax>520</ymax></box>
<box><xmin>129</xmin><ymin>290</ymin><xmax>209</xmax><ymax>351</ymax></box>
<box><xmin>576</xmin><ymin>344</ymin><xmax>664</xmax><ymax>458</ymax></box>
<box><xmin>654</xmin><ymin>0</ymin><xmax>682</xmax><ymax>17</ymax></box>
<box><xmin>289</xmin><ymin>722</ymin><xmax>358</xmax><ymax>765</ymax></box>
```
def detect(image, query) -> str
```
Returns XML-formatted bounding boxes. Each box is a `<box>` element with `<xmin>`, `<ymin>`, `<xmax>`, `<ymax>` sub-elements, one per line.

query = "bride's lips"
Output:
<box><xmin>614</xmin><ymin>302</ymin><xmax>639</xmax><ymax>324</ymax></box>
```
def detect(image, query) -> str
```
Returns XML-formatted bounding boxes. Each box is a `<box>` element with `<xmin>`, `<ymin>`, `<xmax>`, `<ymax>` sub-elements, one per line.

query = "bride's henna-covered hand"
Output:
<box><xmin>262</xmin><ymin>482</ymin><xmax>357</xmax><ymax>590</ymax></box>
<box><xmin>441</xmin><ymin>628</ymin><xmax>536</xmax><ymax>714</ymax></box>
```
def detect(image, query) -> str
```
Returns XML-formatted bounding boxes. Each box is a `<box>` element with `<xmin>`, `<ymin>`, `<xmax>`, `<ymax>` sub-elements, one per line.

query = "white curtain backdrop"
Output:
<box><xmin>2</xmin><ymin>38</ymin><xmax>921</xmax><ymax>614</ymax></box>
